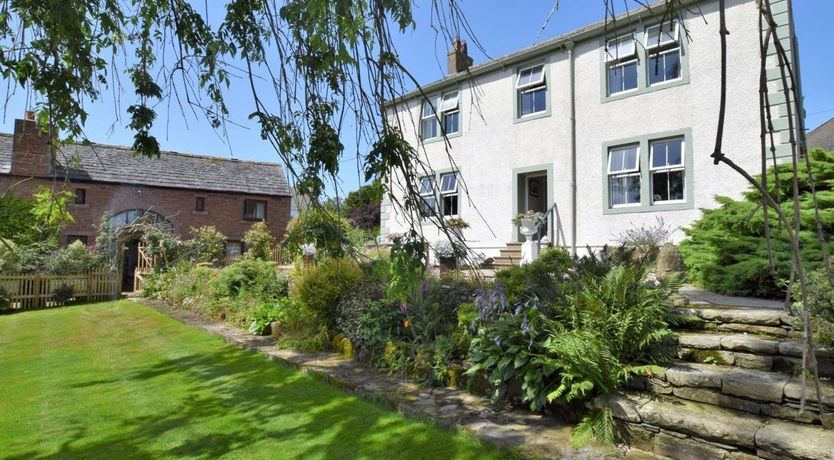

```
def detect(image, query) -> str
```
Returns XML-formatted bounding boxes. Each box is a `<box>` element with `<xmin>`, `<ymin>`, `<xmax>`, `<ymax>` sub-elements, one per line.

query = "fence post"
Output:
<box><xmin>87</xmin><ymin>272</ymin><xmax>94</xmax><ymax>301</ymax></box>
<box><xmin>33</xmin><ymin>275</ymin><xmax>41</xmax><ymax>308</ymax></box>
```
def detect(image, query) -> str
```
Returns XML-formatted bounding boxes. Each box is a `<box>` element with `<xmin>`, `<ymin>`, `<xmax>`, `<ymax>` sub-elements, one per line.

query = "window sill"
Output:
<box><xmin>602</xmin><ymin>74</ymin><xmax>689</xmax><ymax>104</ymax></box>
<box><xmin>420</xmin><ymin>131</ymin><xmax>462</xmax><ymax>145</ymax></box>
<box><xmin>242</xmin><ymin>218</ymin><xmax>267</xmax><ymax>223</ymax></box>
<box><xmin>73</xmin><ymin>204</ymin><xmax>88</xmax><ymax>209</ymax></box>
<box><xmin>192</xmin><ymin>210</ymin><xmax>208</xmax><ymax>215</ymax></box>
<box><xmin>513</xmin><ymin>110</ymin><xmax>551</xmax><ymax>125</ymax></box>
<box><xmin>603</xmin><ymin>200</ymin><xmax>693</xmax><ymax>215</ymax></box>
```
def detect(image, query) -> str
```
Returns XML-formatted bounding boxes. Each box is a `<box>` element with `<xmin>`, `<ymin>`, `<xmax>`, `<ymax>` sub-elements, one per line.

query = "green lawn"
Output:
<box><xmin>0</xmin><ymin>301</ymin><xmax>504</xmax><ymax>459</ymax></box>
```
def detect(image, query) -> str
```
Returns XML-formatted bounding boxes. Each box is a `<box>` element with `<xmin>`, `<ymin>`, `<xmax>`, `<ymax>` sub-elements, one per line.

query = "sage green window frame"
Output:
<box><xmin>419</xmin><ymin>167</ymin><xmax>462</xmax><ymax>222</ymax></box>
<box><xmin>419</xmin><ymin>90</ymin><xmax>463</xmax><ymax>144</ymax></box>
<box><xmin>512</xmin><ymin>59</ymin><xmax>551</xmax><ymax>123</ymax></box>
<box><xmin>600</xmin><ymin>19</ymin><xmax>690</xmax><ymax>103</ymax></box>
<box><xmin>601</xmin><ymin>128</ymin><xmax>694</xmax><ymax>215</ymax></box>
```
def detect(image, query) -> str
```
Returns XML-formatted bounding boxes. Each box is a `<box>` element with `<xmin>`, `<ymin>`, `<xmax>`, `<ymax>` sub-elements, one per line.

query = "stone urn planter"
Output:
<box><xmin>519</xmin><ymin>219</ymin><xmax>539</xmax><ymax>239</ymax></box>
<box><xmin>438</xmin><ymin>256</ymin><xmax>456</xmax><ymax>275</ymax></box>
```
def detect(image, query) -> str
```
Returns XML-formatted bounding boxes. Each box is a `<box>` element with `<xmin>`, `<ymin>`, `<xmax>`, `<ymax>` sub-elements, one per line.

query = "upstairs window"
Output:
<box><xmin>195</xmin><ymin>197</ymin><xmax>205</xmax><ymax>212</ymax></box>
<box><xmin>650</xmin><ymin>138</ymin><xmax>685</xmax><ymax>203</ymax></box>
<box><xmin>418</xmin><ymin>176</ymin><xmax>436</xmax><ymax>216</ymax></box>
<box><xmin>606</xmin><ymin>34</ymin><xmax>637</xmax><ymax>95</ymax></box>
<box><xmin>646</xmin><ymin>21</ymin><xmax>681</xmax><ymax>85</ymax></box>
<box><xmin>439</xmin><ymin>91</ymin><xmax>460</xmax><ymax>135</ymax></box>
<box><xmin>439</xmin><ymin>173</ymin><xmax>458</xmax><ymax>216</ymax></box>
<box><xmin>516</xmin><ymin>64</ymin><xmax>547</xmax><ymax>117</ymax></box>
<box><xmin>244</xmin><ymin>199</ymin><xmax>267</xmax><ymax>220</ymax></box>
<box><xmin>420</xmin><ymin>91</ymin><xmax>460</xmax><ymax>140</ymax></box>
<box><xmin>420</xmin><ymin>100</ymin><xmax>438</xmax><ymax>140</ymax></box>
<box><xmin>608</xmin><ymin>144</ymin><xmax>641</xmax><ymax>207</ymax></box>
<box><xmin>74</xmin><ymin>188</ymin><xmax>86</xmax><ymax>205</ymax></box>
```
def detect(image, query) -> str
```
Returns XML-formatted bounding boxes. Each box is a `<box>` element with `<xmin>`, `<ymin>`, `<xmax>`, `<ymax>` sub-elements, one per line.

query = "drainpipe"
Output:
<box><xmin>567</xmin><ymin>41</ymin><xmax>578</xmax><ymax>256</ymax></box>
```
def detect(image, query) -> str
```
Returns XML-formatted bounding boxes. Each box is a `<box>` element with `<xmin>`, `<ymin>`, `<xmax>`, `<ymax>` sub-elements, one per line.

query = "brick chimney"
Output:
<box><xmin>447</xmin><ymin>38</ymin><xmax>473</xmax><ymax>75</ymax></box>
<box><xmin>10</xmin><ymin>112</ymin><xmax>55</xmax><ymax>177</ymax></box>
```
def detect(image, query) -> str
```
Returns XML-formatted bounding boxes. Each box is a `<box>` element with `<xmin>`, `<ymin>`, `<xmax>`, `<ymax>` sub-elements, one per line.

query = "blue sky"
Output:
<box><xmin>0</xmin><ymin>1</ymin><xmax>830</xmax><ymax>196</ymax></box>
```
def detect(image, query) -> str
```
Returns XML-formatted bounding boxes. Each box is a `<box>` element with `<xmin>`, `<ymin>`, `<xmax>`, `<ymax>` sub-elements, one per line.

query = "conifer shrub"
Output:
<box><xmin>680</xmin><ymin>148</ymin><xmax>834</xmax><ymax>298</ymax></box>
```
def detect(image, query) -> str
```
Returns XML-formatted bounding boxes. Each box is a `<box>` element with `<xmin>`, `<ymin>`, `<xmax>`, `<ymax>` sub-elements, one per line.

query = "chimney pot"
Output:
<box><xmin>447</xmin><ymin>38</ymin><xmax>473</xmax><ymax>75</ymax></box>
<box><xmin>24</xmin><ymin>110</ymin><xmax>35</xmax><ymax>121</ymax></box>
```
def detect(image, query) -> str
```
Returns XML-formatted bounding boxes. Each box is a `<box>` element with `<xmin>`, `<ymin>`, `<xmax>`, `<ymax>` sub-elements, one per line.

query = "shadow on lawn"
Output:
<box><xmin>7</xmin><ymin>346</ymin><xmax>491</xmax><ymax>460</ymax></box>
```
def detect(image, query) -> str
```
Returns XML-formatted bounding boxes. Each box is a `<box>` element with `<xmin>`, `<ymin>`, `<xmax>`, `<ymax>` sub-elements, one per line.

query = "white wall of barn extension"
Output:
<box><xmin>381</xmin><ymin>0</ymin><xmax>792</xmax><ymax>259</ymax></box>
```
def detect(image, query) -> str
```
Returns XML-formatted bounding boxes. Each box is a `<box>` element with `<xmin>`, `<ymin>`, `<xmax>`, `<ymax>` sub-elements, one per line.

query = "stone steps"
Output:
<box><xmin>629</xmin><ymin>363</ymin><xmax>834</xmax><ymax>426</ymax></box>
<box><xmin>675</xmin><ymin>332</ymin><xmax>834</xmax><ymax>377</ymax></box>
<box><xmin>672</xmin><ymin>306</ymin><xmax>795</xmax><ymax>338</ymax></box>
<box><xmin>605</xmin><ymin>392</ymin><xmax>834</xmax><ymax>460</ymax></box>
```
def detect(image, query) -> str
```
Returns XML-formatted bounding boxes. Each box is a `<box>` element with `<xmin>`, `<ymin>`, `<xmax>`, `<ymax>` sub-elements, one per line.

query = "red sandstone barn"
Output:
<box><xmin>0</xmin><ymin>115</ymin><xmax>292</xmax><ymax>288</ymax></box>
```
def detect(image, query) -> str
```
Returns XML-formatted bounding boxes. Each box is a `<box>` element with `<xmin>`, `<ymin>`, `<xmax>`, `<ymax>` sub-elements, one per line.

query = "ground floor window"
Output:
<box><xmin>604</xmin><ymin>131</ymin><xmax>690</xmax><ymax>213</ymax></box>
<box><xmin>650</xmin><ymin>137</ymin><xmax>685</xmax><ymax>203</ymax></box>
<box><xmin>416</xmin><ymin>171</ymin><xmax>460</xmax><ymax>218</ymax></box>
<box><xmin>225</xmin><ymin>241</ymin><xmax>242</xmax><ymax>257</ymax></box>
<box><xmin>607</xmin><ymin>144</ymin><xmax>641</xmax><ymax>207</ymax></box>
<box><xmin>418</xmin><ymin>176</ymin><xmax>436</xmax><ymax>216</ymax></box>
<box><xmin>439</xmin><ymin>173</ymin><xmax>458</xmax><ymax>216</ymax></box>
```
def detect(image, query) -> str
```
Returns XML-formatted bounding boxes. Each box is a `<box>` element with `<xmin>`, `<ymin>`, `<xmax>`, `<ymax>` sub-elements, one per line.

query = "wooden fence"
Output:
<box><xmin>0</xmin><ymin>272</ymin><xmax>120</xmax><ymax>311</ymax></box>
<box><xmin>222</xmin><ymin>248</ymin><xmax>294</xmax><ymax>267</ymax></box>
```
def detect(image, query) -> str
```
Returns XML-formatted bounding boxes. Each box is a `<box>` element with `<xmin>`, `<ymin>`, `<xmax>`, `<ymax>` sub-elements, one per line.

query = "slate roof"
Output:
<box><xmin>807</xmin><ymin>117</ymin><xmax>834</xmax><ymax>153</ymax></box>
<box><xmin>0</xmin><ymin>133</ymin><xmax>291</xmax><ymax>197</ymax></box>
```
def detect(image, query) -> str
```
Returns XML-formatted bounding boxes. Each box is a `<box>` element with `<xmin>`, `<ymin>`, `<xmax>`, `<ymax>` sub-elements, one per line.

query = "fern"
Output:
<box><xmin>570</xmin><ymin>407</ymin><xmax>616</xmax><ymax>448</ymax></box>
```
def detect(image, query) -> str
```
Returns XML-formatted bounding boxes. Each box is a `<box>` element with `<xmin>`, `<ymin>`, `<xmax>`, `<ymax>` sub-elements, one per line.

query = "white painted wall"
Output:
<box><xmin>382</xmin><ymin>0</ymin><xmax>792</xmax><ymax>255</ymax></box>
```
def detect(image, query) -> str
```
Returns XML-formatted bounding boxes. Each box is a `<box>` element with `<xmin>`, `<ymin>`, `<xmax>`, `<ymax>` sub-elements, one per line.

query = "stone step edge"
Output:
<box><xmin>627</xmin><ymin>368</ymin><xmax>834</xmax><ymax>428</ymax></box>
<box><xmin>676</xmin><ymin>332</ymin><xmax>834</xmax><ymax>359</ymax></box>
<box><xmin>661</xmin><ymin>363</ymin><xmax>834</xmax><ymax>405</ymax></box>
<box><xmin>672</xmin><ymin>306</ymin><xmax>793</xmax><ymax>328</ymax></box>
<box><xmin>603</xmin><ymin>392</ymin><xmax>834</xmax><ymax>459</ymax></box>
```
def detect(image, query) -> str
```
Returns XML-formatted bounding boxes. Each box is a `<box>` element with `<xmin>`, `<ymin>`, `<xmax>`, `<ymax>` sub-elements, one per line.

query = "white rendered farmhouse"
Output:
<box><xmin>381</xmin><ymin>0</ymin><xmax>802</xmax><ymax>262</ymax></box>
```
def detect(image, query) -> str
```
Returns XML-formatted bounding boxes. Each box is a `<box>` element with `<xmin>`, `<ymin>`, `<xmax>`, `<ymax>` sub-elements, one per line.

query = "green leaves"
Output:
<box><xmin>682</xmin><ymin>148</ymin><xmax>834</xmax><ymax>297</ymax></box>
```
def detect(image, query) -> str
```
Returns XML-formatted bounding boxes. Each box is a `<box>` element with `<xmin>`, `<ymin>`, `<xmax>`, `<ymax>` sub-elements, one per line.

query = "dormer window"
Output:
<box><xmin>646</xmin><ymin>21</ymin><xmax>681</xmax><ymax>85</ymax></box>
<box><xmin>606</xmin><ymin>34</ymin><xmax>637</xmax><ymax>95</ymax></box>
<box><xmin>420</xmin><ymin>91</ymin><xmax>461</xmax><ymax>140</ymax></box>
<box><xmin>516</xmin><ymin>64</ymin><xmax>547</xmax><ymax>117</ymax></box>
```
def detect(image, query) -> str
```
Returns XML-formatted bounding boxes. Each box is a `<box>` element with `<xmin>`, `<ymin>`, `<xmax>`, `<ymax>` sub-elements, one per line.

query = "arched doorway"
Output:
<box><xmin>107</xmin><ymin>209</ymin><xmax>173</xmax><ymax>292</ymax></box>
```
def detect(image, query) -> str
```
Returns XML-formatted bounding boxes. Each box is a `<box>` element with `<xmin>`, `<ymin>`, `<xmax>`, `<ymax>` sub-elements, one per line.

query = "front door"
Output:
<box><xmin>122</xmin><ymin>239</ymin><xmax>139</xmax><ymax>292</ymax></box>
<box><xmin>516</xmin><ymin>171</ymin><xmax>549</xmax><ymax>241</ymax></box>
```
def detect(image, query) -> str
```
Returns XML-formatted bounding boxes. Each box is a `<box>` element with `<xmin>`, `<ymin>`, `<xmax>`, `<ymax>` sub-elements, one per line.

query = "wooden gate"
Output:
<box><xmin>133</xmin><ymin>243</ymin><xmax>157</xmax><ymax>292</ymax></box>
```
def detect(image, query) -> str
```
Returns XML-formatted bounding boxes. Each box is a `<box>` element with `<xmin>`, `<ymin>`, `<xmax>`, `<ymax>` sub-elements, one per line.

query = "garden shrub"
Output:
<box><xmin>0</xmin><ymin>285</ymin><xmax>11</xmax><ymax>311</ymax></box>
<box><xmin>291</xmin><ymin>257</ymin><xmax>363</xmax><ymax>329</ymax></box>
<box><xmin>0</xmin><ymin>194</ymin><xmax>36</xmax><ymax>243</ymax></box>
<box><xmin>210</xmin><ymin>258</ymin><xmax>288</xmax><ymax>300</ymax></box>
<box><xmin>186</xmin><ymin>225</ymin><xmax>227</xmax><ymax>265</ymax></box>
<box><xmin>52</xmin><ymin>284</ymin><xmax>75</xmax><ymax>304</ymax></box>
<box><xmin>45</xmin><ymin>241</ymin><xmax>103</xmax><ymax>274</ymax></box>
<box><xmin>335</xmin><ymin>280</ymin><xmax>402</xmax><ymax>359</ymax></box>
<box><xmin>248</xmin><ymin>302</ymin><xmax>284</xmax><ymax>335</ymax></box>
<box><xmin>243</xmin><ymin>221</ymin><xmax>275</xmax><ymax>260</ymax></box>
<box><xmin>792</xmin><ymin>268</ymin><xmax>834</xmax><ymax>347</ymax></box>
<box><xmin>680</xmin><ymin>148</ymin><xmax>834</xmax><ymax>298</ymax></box>
<box><xmin>282</xmin><ymin>206</ymin><xmax>354</xmax><ymax>258</ymax></box>
<box><xmin>142</xmin><ymin>228</ymin><xmax>181</xmax><ymax>269</ymax></box>
<box><xmin>467</xmin><ymin>249</ymin><xmax>676</xmax><ymax>446</ymax></box>
<box><xmin>6</xmin><ymin>240</ymin><xmax>59</xmax><ymax>274</ymax></box>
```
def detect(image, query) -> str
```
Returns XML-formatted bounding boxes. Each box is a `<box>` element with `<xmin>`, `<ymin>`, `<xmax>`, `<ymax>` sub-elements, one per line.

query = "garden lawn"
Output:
<box><xmin>0</xmin><ymin>301</ymin><xmax>505</xmax><ymax>460</ymax></box>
